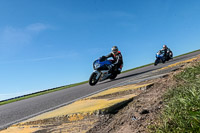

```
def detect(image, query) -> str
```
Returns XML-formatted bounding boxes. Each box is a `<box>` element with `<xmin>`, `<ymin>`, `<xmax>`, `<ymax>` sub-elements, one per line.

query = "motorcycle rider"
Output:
<box><xmin>105</xmin><ymin>46</ymin><xmax>123</xmax><ymax>74</ymax></box>
<box><xmin>161</xmin><ymin>45</ymin><xmax>173</xmax><ymax>61</ymax></box>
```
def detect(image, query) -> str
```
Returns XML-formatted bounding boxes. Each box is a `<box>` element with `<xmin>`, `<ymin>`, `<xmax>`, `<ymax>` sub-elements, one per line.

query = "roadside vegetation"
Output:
<box><xmin>152</xmin><ymin>62</ymin><xmax>200</xmax><ymax>132</ymax></box>
<box><xmin>174</xmin><ymin>49</ymin><xmax>200</xmax><ymax>58</ymax></box>
<box><xmin>0</xmin><ymin>81</ymin><xmax>88</xmax><ymax>106</ymax></box>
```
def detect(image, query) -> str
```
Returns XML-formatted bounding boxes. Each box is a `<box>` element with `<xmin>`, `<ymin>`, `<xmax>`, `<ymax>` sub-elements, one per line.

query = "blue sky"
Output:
<box><xmin>0</xmin><ymin>0</ymin><xmax>200</xmax><ymax>100</ymax></box>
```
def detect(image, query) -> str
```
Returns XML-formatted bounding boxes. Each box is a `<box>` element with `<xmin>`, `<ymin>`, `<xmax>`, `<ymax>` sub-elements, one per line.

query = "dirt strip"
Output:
<box><xmin>87</xmin><ymin>55</ymin><xmax>200</xmax><ymax>133</ymax></box>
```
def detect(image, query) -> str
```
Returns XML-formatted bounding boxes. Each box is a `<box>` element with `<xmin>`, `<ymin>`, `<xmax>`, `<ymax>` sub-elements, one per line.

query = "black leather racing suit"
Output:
<box><xmin>105</xmin><ymin>51</ymin><xmax>123</xmax><ymax>73</ymax></box>
<box><xmin>161</xmin><ymin>47</ymin><xmax>172</xmax><ymax>60</ymax></box>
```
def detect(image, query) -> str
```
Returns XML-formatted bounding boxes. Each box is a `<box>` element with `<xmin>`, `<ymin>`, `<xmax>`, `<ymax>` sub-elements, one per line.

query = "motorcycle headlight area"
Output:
<box><xmin>94</xmin><ymin>62</ymin><xmax>101</xmax><ymax>69</ymax></box>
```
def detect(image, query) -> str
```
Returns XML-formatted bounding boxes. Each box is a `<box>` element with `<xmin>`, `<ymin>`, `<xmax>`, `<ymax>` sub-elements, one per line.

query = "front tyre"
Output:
<box><xmin>89</xmin><ymin>72</ymin><xmax>100</xmax><ymax>86</ymax></box>
<box><xmin>154</xmin><ymin>58</ymin><xmax>159</xmax><ymax>66</ymax></box>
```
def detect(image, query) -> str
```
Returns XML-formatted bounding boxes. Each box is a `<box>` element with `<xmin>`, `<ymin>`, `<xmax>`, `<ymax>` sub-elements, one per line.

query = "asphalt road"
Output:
<box><xmin>0</xmin><ymin>50</ymin><xmax>200</xmax><ymax>129</ymax></box>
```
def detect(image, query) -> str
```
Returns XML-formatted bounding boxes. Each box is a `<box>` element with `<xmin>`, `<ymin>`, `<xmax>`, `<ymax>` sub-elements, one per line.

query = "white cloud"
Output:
<box><xmin>1</xmin><ymin>26</ymin><xmax>31</xmax><ymax>46</ymax></box>
<box><xmin>0</xmin><ymin>51</ymin><xmax>81</xmax><ymax>64</ymax></box>
<box><xmin>26</xmin><ymin>23</ymin><xmax>50</xmax><ymax>32</ymax></box>
<box><xmin>0</xmin><ymin>23</ymin><xmax>50</xmax><ymax>56</ymax></box>
<box><xmin>0</xmin><ymin>56</ymin><xmax>63</xmax><ymax>64</ymax></box>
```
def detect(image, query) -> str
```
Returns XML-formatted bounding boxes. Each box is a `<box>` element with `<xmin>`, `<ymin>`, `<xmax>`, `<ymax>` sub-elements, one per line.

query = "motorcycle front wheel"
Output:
<box><xmin>154</xmin><ymin>58</ymin><xmax>159</xmax><ymax>66</ymax></box>
<box><xmin>89</xmin><ymin>72</ymin><xmax>100</xmax><ymax>86</ymax></box>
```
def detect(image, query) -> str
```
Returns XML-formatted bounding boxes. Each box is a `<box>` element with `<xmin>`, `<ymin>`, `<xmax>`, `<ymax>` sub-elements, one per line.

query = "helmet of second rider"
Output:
<box><xmin>163</xmin><ymin>45</ymin><xmax>167</xmax><ymax>50</ymax></box>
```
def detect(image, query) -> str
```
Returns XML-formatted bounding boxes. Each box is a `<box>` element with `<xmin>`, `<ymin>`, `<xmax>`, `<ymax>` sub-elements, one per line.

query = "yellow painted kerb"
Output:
<box><xmin>20</xmin><ymin>83</ymin><xmax>151</xmax><ymax>124</ymax></box>
<box><xmin>159</xmin><ymin>57</ymin><xmax>197</xmax><ymax>71</ymax></box>
<box><xmin>87</xmin><ymin>83</ymin><xmax>152</xmax><ymax>99</ymax></box>
<box><xmin>22</xmin><ymin>93</ymin><xmax>136</xmax><ymax>123</ymax></box>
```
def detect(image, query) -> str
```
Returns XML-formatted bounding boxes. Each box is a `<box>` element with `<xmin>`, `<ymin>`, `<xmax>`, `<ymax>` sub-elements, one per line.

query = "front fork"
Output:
<box><xmin>93</xmin><ymin>70</ymin><xmax>101</xmax><ymax>80</ymax></box>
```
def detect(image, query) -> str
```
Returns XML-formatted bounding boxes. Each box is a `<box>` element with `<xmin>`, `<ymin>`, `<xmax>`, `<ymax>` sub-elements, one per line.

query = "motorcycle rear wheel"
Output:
<box><xmin>110</xmin><ymin>73</ymin><xmax>117</xmax><ymax>80</ymax></box>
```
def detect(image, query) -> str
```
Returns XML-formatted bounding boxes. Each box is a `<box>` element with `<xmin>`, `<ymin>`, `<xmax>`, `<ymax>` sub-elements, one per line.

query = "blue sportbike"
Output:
<box><xmin>154</xmin><ymin>50</ymin><xmax>173</xmax><ymax>66</ymax></box>
<box><xmin>154</xmin><ymin>50</ymin><xmax>166</xmax><ymax>66</ymax></box>
<box><xmin>89</xmin><ymin>56</ymin><xmax>120</xmax><ymax>86</ymax></box>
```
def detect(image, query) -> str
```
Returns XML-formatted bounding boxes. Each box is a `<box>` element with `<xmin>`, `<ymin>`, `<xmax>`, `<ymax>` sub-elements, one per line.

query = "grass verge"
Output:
<box><xmin>174</xmin><ymin>49</ymin><xmax>200</xmax><ymax>58</ymax></box>
<box><xmin>0</xmin><ymin>81</ymin><xmax>88</xmax><ymax>106</ymax></box>
<box><xmin>151</xmin><ymin>62</ymin><xmax>200</xmax><ymax>132</ymax></box>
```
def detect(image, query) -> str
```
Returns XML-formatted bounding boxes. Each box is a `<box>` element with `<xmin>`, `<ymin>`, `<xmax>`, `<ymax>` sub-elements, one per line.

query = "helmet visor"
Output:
<box><xmin>112</xmin><ymin>48</ymin><xmax>118</xmax><ymax>54</ymax></box>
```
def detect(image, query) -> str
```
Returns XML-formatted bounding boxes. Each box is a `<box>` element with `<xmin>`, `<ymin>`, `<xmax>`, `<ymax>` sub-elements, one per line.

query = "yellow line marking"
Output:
<box><xmin>158</xmin><ymin>57</ymin><xmax>197</xmax><ymax>71</ymax></box>
<box><xmin>87</xmin><ymin>83</ymin><xmax>152</xmax><ymax>99</ymax></box>
<box><xmin>21</xmin><ymin>93</ymin><xmax>136</xmax><ymax>124</ymax></box>
<box><xmin>0</xmin><ymin>125</ymin><xmax>38</xmax><ymax>133</ymax></box>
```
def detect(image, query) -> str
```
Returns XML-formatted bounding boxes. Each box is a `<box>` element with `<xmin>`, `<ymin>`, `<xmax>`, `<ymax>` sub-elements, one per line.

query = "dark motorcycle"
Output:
<box><xmin>154</xmin><ymin>50</ymin><xmax>173</xmax><ymax>66</ymax></box>
<box><xmin>165</xmin><ymin>49</ymin><xmax>173</xmax><ymax>61</ymax></box>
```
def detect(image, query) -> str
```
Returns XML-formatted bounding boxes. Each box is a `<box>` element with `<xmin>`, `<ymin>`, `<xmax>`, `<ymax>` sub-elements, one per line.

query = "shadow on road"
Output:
<box><xmin>97</xmin><ymin>67</ymin><xmax>158</xmax><ymax>85</ymax></box>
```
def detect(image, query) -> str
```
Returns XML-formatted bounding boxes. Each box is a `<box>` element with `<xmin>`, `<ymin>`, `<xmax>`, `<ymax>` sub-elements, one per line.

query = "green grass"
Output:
<box><xmin>151</xmin><ymin>62</ymin><xmax>200</xmax><ymax>133</ymax></box>
<box><xmin>174</xmin><ymin>49</ymin><xmax>200</xmax><ymax>58</ymax></box>
<box><xmin>0</xmin><ymin>81</ymin><xmax>88</xmax><ymax>106</ymax></box>
<box><xmin>0</xmin><ymin>49</ymin><xmax>199</xmax><ymax>106</ymax></box>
